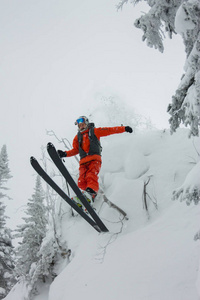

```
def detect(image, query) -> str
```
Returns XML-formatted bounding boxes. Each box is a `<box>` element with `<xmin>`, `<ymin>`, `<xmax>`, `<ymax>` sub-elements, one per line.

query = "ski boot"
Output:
<box><xmin>71</xmin><ymin>188</ymin><xmax>97</xmax><ymax>213</ymax></box>
<box><xmin>71</xmin><ymin>196</ymin><xmax>83</xmax><ymax>209</ymax></box>
<box><xmin>82</xmin><ymin>188</ymin><xmax>97</xmax><ymax>213</ymax></box>
<box><xmin>84</xmin><ymin>187</ymin><xmax>97</xmax><ymax>203</ymax></box>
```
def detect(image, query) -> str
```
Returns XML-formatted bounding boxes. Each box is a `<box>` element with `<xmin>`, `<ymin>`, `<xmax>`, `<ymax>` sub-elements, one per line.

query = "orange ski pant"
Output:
<box><xmin>78</xmin><ymin>160</ymin><xmax>101</xmax><ymax>193</ymax></box>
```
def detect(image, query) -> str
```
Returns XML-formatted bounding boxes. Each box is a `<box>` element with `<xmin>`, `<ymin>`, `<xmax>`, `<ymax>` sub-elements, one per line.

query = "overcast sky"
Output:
<box><xmin>0</xmin><ymin>0</ymin><xmax>186</xmax><ymax>228</ymax></box>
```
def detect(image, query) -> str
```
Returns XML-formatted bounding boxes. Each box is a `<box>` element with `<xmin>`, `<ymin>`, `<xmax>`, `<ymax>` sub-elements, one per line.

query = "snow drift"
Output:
<box><xmin>4</xmin><ymin>128</ymin><xmax>200</xmax><ymax>300</ymax></box>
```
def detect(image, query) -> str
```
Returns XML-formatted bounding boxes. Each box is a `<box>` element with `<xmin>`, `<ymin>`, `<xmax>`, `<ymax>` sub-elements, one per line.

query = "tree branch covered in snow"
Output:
<box><xmin>168</xmin><ymin>0</ymin><xmax>200</xmax><ymax>136</ymax></box>
<box><xmin>118</xmin><ymin>0</ymin><xmax>200</xmax><ymax>136</ymax></box>
<box><xmin>118</xmin><ymin>0</ymin><xmax>181</xmax><ymax>52</ymax></box>
<box><xmin>172</xmin><ymin>160</ymin><xmax>200</xmax><ymax>205</ymax></box>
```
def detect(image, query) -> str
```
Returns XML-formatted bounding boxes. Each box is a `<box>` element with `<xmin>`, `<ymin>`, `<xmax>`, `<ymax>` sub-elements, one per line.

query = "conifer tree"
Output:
<box><xmin>118</xmin><ymin>0</ymin><xmax>200</xmax><ymax>136</ymax></box>
<box><xmin>167</xmin><ymin>0</ymin><xmax>200</xmax><ymax>137</ymax></box>
<box><xmin>0</xmin><ymin>145</ymin><xmax>15</xmax><ymax>299</ymax></box>
<box><xmin>15</xmin><ymin>175</ymin><xmax>48</xmax><ymax>299</ymax></box>
<box><xmin>14</xmin><ymin>170</ymin><xmax>69</xmax><ymax>300</ymax></box>
<box><xmin>118</xmin><ymin>0</ymin><xmax>200</xmax><ymax>203</ymax></box>
<box><xmin>0</xmin><ymin>145</ymin><xmax>12</xmax><ymax>228</ymax></box>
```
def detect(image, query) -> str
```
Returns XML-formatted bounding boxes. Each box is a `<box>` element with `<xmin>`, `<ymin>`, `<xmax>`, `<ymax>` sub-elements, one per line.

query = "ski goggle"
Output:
<box><xmin>75</xmin><ymin>117</ymin><xmax>85</xmax><ymax>125</ymax></box>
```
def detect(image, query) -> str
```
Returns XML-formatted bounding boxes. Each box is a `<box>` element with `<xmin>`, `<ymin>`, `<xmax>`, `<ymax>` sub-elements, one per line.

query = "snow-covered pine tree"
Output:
<box><xmin>14</xmin><ymin>170</ymin><xmax>69</xmax><ymax>300</ymax></box>
<box><xmin>117</xmin><ymin>0</ymin><xmax>182</xmax><ymax>52</ymax></box>
<box><xmin>118</xmin><ymin>0</ymin><xmax>200</xmax><ymax>137</ymax></box>
<box><xmin>168</xmin><ymin>0</ymin><xmax>200</xmax><ymax>137</ymax></box>
<box><xmin>0</xmin><ymin>145</ymin><xmax>15</xmax><ymax>300</ymax></box>
<box><xmin>0</xmin><ymin>228</ymin><xmax>15</xmax><ymax>300</ymax></box>
<box><xmin>118</xmin><ymin>0</ymin><xmax>200</xmax><ymax>205</ymax></box>
<box><xmin>14</xmin><ymin>175</ymin><xmax>48</xmax><ymax>299</ymax></box>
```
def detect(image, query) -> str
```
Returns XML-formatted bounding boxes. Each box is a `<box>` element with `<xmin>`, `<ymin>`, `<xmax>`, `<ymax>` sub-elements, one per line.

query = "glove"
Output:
<box><xmin>57</xmin><ymin>150</ymin><xmax>67</xmax><ymax>158</ymax></box>
<box><xmin>125</xmin><ymin>126</ymin><xmax>133</xmax><ymax>133</ymax></box>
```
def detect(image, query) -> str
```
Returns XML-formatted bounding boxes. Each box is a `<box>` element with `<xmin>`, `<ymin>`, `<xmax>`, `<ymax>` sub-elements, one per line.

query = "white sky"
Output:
<box><xmin>0</xmin><ymin>0</ymin><xmax>186</xmax><ymax>228</ymax></box>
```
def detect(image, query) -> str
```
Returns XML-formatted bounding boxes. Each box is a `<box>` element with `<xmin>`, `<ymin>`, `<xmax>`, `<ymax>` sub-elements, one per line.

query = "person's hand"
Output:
<box><xmin>57</xmin><ymin>150</ymin><xmax>67</xmax><ymax>158</ymax></box>
<box><xmin>125</xmin><ymin>126</ymin><xmax>133</xmax><ymax>133</ymax></box>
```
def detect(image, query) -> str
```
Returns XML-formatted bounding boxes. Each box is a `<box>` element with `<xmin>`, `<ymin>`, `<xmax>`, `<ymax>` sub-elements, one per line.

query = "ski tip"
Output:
<box><xmin>30</xmin><ymin>156</ymin><xmax>36</xmax><ymax>163</ymax></box>
<box><xmin>94</xmin><ymin>225</ymin><xmax>102</xmax><ymax>233</ymax></box>
<box><xmin>47</xmin><ymin>142</ymin><xmax>54</xmax><ymax>149</ymax></box>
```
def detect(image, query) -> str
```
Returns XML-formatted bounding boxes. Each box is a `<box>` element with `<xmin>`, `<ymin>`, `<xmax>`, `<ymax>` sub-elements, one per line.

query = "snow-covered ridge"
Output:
<box><xmin>5</xmin><ymin>129</ymin><xmax>200</xmax><ymax>300</ymax></box>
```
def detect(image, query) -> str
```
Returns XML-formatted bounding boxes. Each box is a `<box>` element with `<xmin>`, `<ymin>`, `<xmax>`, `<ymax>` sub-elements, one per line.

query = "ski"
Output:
<box><xmin>47</xmin><ymin>142</ymin><xmax>109</xmax><ymax>233</ymax></box>
<box><xmin>30</xmin><ymin>156</ymin><xmax>101</xmax><ymax>233</ymax></box>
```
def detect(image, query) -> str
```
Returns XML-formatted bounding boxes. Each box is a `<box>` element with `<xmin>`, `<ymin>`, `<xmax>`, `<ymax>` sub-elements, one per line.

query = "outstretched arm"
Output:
<box><xmin>94</xmin><ymin>126</ymin><xmax>132</xmax><ymax>138</ymax></box>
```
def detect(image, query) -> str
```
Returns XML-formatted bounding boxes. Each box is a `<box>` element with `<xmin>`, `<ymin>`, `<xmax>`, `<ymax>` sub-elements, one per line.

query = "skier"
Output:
<box><xmin>57</xmin><ymin>116</ymin><xmax>133</xmax><ymax>203</ymax></box>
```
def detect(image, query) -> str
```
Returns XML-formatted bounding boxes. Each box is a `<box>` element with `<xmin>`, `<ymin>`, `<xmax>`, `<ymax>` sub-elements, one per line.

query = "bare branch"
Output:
<box><xmin>142</xmin><ymin>176</ymin><xmax>158</xmax><ymax>215</ymax></box>
<box><xmin>46</xmin><ymin>129</ymin><xmax>79</xmax><ymax>164</ymax></box>
<box><xmin>100</xmin><ymin>191</ymin><xmax>128</xmax><ymax>220</ymax></box>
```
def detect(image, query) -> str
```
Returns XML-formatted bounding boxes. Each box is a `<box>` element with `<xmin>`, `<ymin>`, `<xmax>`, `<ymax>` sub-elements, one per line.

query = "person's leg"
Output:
<box><xmin>85</xmin><ymin>160</ymin><xmax>101</xmax><ymax>193</ymax></box>
<box><xmin>78</xmin><ymin>163</ymin><xmax>88</xmax><ymax>191</ymax></box>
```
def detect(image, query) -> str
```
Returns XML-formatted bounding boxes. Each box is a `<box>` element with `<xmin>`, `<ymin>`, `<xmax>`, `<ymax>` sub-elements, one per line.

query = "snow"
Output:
<box><xmin>124</xmin><ymin>149</ymin><xmax>149</xmax><ymax>179</ymax></box>
<box><xmin>55</xmin><ymin>203</ymin><xmax>198</xmax><ymax>300</ymax></box>
<box><xmin>4</xmin><ymin>282</ymin><xmax>29</xmax><ymax>300</ymax></box>
<box><xmin>173</xmin><ymin>160</ymin><xmax>200</xmax><ymax>205</ymax></box>
<box><xmin>175</xmin><ymin>1</ymin><xmax>196</xmax><ymax>35</ymax></box>
<box><xmin>4</xmin><ymin>281</ymin><xmax>49</xmax><ymax>300</ymax></box>
<box><xmin>4</xmin><ymin>128</ymin><xmax>200</xmax><ymax>300</ymax></box>
<box><xmin>181</xmin><ymin>160</ymin><xmax>200</xmax><ymax>188</ymax></box>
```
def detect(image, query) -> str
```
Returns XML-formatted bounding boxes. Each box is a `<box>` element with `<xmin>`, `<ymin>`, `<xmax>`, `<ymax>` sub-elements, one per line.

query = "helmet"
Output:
<box><xmin>75</xmin><ymin>116</ymin><xmax>89</xmax><ymax>126</ymax></box>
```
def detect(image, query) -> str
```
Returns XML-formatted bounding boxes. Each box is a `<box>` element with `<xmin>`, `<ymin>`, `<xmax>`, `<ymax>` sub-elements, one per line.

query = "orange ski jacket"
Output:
<box><xmin>66</xmin><ymin>126</ymin><xmax>126</xmax><ymax>165</ymax></box>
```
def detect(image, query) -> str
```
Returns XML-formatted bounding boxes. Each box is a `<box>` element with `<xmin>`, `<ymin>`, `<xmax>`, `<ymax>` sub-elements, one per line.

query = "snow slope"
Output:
<box><xmin>50</xmin><ymin>203</ymin><xmax>199</xmax><ymax>300</ymax></box>
<box><xmin>48</xmin><ymin>129</ymin><xmax>200</xmax><ymax>300</ymax></box>
<box><xmin>5</xmin><ymin>129</ymin><xmax>200</xmax><ymax>300</ymax></box>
